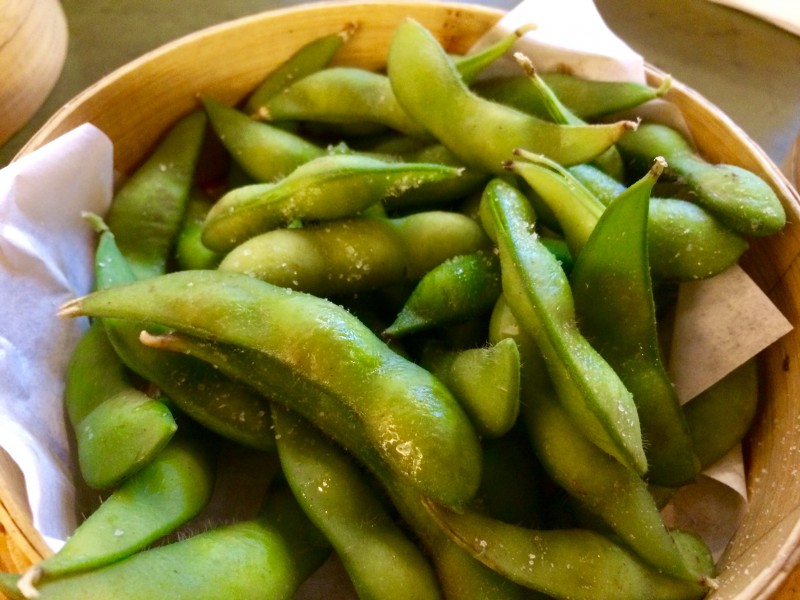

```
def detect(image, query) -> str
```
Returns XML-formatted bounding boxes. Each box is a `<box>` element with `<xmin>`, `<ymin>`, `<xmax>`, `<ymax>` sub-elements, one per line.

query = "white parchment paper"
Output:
<box><xmin>0</xmin><ymin>124</ymin><xmax>113</xmax><ymax>549</ymax></box>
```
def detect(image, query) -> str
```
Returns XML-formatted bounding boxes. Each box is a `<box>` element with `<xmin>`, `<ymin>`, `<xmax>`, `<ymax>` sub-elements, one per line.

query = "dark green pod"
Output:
<box><xmin>387</xmin><ymin>19</ymin><xmax>636</xmax><ymax>176</ymax></box>
<box><xmin>202</xmin><ymin>95</ymin><xmax>325</xmax><ymax>183</ymax></box>
<box><xmin>105</xmin><ymin>110</ymin><xmax>207</xmax><ymax>280</ymax></box>
<box><xmin>273</xmin><ymin>405</ymin><xmax>443</xmax><ymax>600</ymax></box>
<box><xmin>384</xmin><ymin>250</ymin><xmax>501</xmax><ymax>338</ymax></box>
<box><xmin>59</xmin><ymin>270</ymin><xmax>483</xmax><ymax>509</ymax></box>
<box><xmin>617</xmin><ymin>122</ymin><xmax>786</xmax><ymax>237</ymax></box>
<box><xmin>1</xmin><ymin>488</ymin><xmax>330</xmax><ymax>600</ymax></box>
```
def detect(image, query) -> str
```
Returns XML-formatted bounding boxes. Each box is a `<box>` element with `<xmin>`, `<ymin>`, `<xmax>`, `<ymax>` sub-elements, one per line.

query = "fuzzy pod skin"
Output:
<box><xmin>569</xmin><ymin>160</ymin><xmax>699</xmax><ymax>487</ymax></box>
<box><xmin>422</xmin><ymin>499</ymin><xmax>712</xmax><ymax>600</ymax></box>
<box><xmin>218</xmin><ymin>211</ymin><xmax>490</xmax><ymax>298</ymax></box>
<box><xmin>2</xmin><ymin>488</ymin><xmax>330</xmax><ymax>600</ymax></box>
<box><xmin>387</xmin><ymin>18</ymin><xmax>636</xmax><ymax>176</ymax></box>
<box><xmin>480</xmin><ymin>178</ymin><xmax>647</xmax><ymax>476</ymax></box>
<box><xmin>202</xmin><ymin>95</ymin><xmax>325</xmax><ymax>183</ymax></box>
<box><xmin>201</xmin><ymin>153</ymin><xmax>465</xmax><ymax>252</ymax></box>
<box><xmin>105</xmin><ymin>110</ymin><xmax>207</xmax><ymax>280</ymax></box>
<box><xmin>568</xmin><ymin>163</ymin><xmax>748</xmax><ymax>281</ymax></box>
<box><xmin>59</xmin><ymin>270</ymin><xmax>483</xmax><ymax>509</ymax></box>
<box><xmin>20</xmin><ymin>431</ymin><xmax>216</xmax><ymax>588</ymax></box>
<box><xmin>273</xmin><ymin>405</ymin><xmax>443</xmax><ymax>600</ymax></box>
<box><xmin>616</xmin><ymin>122</ymin><xmax>786</xmax><ymax>237</ymax></box>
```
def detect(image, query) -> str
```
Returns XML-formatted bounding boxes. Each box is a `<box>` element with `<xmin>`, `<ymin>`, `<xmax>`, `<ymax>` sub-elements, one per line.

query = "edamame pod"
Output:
<box><xmin>18</xmin><ymin>431</ymin><xmax>216</xmax><ymax>597</ymax></box>
<box><xmin>509</xmin><ymin>53</ymin><xmax>624</xmax><ymax>179</ymax></box>
<box><xmin>569</xmin><ymin>162</ymin><xmax>748</xmax><ymax>281</ymax></box>
<box><xmin>422</xmin><ymin>500</ymin><xmax>711</xmax><ymax>600</ymax></box>
<box><xmin>89</xmin><ymin>214</ymin><xmax>275</xmax><ymax>451</ymax></box>
<box><xmin>64</xmin><ymin>321</ymin><xmax>177</xmax><ymax>490</ymax></box>
<box><xmin>201</xmin><ymin>153</ymin><xmax>464</xmax><ymax>252</ymax></box>
<box><xmin>173</xmin><ymin>187</ymin><xmax>224</xmax><ymax>271</ymax></box>
<box><xmin>474</xmin><ymin>72</ymin><xmax>670</xmax><ymax>121</ymax></box>
<box><xmin>489</xmin><ymin>296</ymin><xmax>712</xmax><ymax>583</ymax></box>
<box><xmin>202</xmin><ymin>95</ymin><xmax>325</xmax><ymax>182</ymax></box>
<box><xmin>387</xmin><ymin>18</ymin><xmax>636</xmax><ymax>175</ymax></box>
<box><xmin>504</xmin><ymin>151</ymin><xmax>605</xmax><ymax>258</ymax></box>
<box><xmin>383</xmin><ymin>250</ymin><xmax>501</xmax><ymax>337</ymax></box>
<box><xmin>570</xmin><ymin>159</ymin><xmax>699</xmax><ymax>486</ymax></box>
<box><xmin>246</xmin><ymin>25</ymin><xmax>355</xmax><ymax>117</ymax></box>
<box><xmin>451</xmin><ymin>24</ymin><xmax>535</xmax><ymax>85</ymax></box>
<box><xmin>273</xmin><ymin>404</ymin><xmax>443</xmax><ymax>600</ymax></box>
<box><xmin>480</xmin><ymin>178</ymin><xmax>647</xmax><ymax>476</ymax></box>
<box><xmin>105</xmin><ymin>110</ymin><xmax>207</xmax><ymax>280</ymax></box>
<box><xmin>420</xmin><ymin>337</ymin><xmax>521</xmax><ymax>439</ymax></box>
<box><xmin>256</xmin><ymin>25</ymin><xmax>532</xmax><ymax>141</ymax></box>
<box><xmin>259</xmin><ymin>67</ymin><xmax>431</xmax><ymax>139</ymax></box>
<box><xmin>376</xmin><ymin>462</ymin><xmax>538</xmax><ymax>599</ymax></box>
<box><xmin>58</xmin><ymin>270</ymin><xmax>483</xmax><ymax>509</ymax></box>
<box><xmin>683</xmin><ymin>358</ymin><xmax>759</xmax><ymax>469</ymax></box>
<box><xmin>523</xmin><ymin>378</ymin><xmax>705</xmax><ymax>583</ymax></box>
<box><xmin>617</xmin><ymin>122</ymin><xmax>786</xmax><ymax>236</ymax></box>
<box><xmin>1</xmin><ymin>487</ymin><xmax>330</xmax><ymax>600</ymax></box>
<box><xmin>218</xmin><ymin>211</ymin><xmax>490</xmax><ymax>297</ymax></box>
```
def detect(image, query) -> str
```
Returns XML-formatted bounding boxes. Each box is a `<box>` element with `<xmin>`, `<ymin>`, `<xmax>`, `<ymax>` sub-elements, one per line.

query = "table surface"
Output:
<box><xmin>2</xmin><ymin>0</ymin><xmax>800</xmax><ymax>597</ymax></box>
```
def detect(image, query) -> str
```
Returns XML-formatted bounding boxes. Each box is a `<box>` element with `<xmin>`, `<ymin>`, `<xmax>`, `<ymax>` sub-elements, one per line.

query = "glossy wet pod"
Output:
<box><xmin>386</xmin><ymin>18</ymin><xmax>636</xmax><ymax>175</ymax></box>
<box><xmin>201</xmin><ymin>153</ymin><xmax>464</xmax><ymax>252</ymax></box>
<box><xmin>59</xmin><ymin>270</ymin><xmax>483</xmax><ymax>508</ymax></box>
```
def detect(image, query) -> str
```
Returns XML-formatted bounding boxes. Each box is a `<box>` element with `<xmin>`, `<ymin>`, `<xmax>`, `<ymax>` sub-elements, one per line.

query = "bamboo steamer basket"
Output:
<box><xmin>0</xmin><ymin>0</ymin><xmax>68</xmax><ymax>146</ymax></box>
<box><xmin>3</xmin><ymin>1</ymin><xmax>800</xmax><ymax>598</ymax></box>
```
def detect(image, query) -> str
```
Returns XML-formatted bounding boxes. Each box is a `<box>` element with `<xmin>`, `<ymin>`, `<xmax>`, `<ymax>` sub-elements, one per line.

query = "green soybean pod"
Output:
<box><xmin>422</xmin><ymin>499</ymin><xmax>712</xmax><ymax>600</ymax></box>
<box><xmin>480</xmin><ymin>177</ymin><xmax>647</xmax><ymax>476</ymax></box>
<box><xmin>568</xmin><ymin>162</ymin><xmax>749</xmax><ymax>281</ymax></box>
<box><xmin>1</xmin><ymin>487</ymin><xmax>331</xmax><ymax>600</ymax></box>
<box><xmin>474</xmin><ymin>73</ymin><xmax>670</xmax><ymax>121</ymax></box>
<box><xmin>89</xmin><ymin>214</ymin><xmax>275</xmax><ymax>451</ymax></box>
<box><xmin>617</xmin><ymin>122</ymin><xmax>786</xmax><ymax>237</ymax></box>
<box><xmin>58</xmin><ymin>270</ymin><xmax>483</xmax><ymax>509</ymax></box>
<box><xmin>419</xmin><ymin>338</ymin><xmax>521</xmax><ymax>439</ymax></box>
<box><xmin>64</xmin><ymin>320</ymin><xmax>177</xmax><ymax>490</ymax></box>
<box><xmin>246</xmin><ymin>25</ymin><xmax>355</xmax><ymax>117</ymax></box>
<box><xmin>202</xmin><ymin>95</ymin><xmax>326</xmax><ymax>183</ymax></box>
<box><xmin>523</xmin><ymin>374</ymin><xmax>707</xmax><ymax>583</ymax></box>
<box><xmin>201</xmin><ymin>153</ymin><xmax>464</xmax><ymax>252</ymax></box>
<box><xmin>260</xmin><ymin>67</ymin><xmax>432</xmax><ymax>139</ymax></box>
<box><xmin>489</xmin><ymin>296</ymin><xmax>712</xmax><ymax>584</ymax></box>
<box><xmin>569</xmin><ymin>159</ymin><xmax>699</xmax><ymax>487</ymax></box>
<box><xmin>273</xmin><ymin>404</ymin><xmax>443</xmax><ymax>600</ymax></box>
<box><xmin>218</xmin><ymin>212</ymin><xmax>489</xmax><ymax>297</ymax></box>
<box><xmin>377</xmin><ymin>463</ymin><xmax>540</xmax><ymax>600</ymax></box>
<box><xmin>386</xmin><ymin>18</ymin><xmax>635</xmax><ymax>175</ymax></box>
<box><xmin>383</xmin><ymin>250</ymin><xmax>501</xmax><ymax>338</ymax></box>
<box><xmin>17</xmin><ymin>431</ymin><xmax>216</xmax><ymax>596</ymax></box>
<box><xmin>105</xmin><ymin>110</ymin><xmax>207</xmax><ymax>280</ymax></box>
<box><xmin>173</xmin><ymin>187</ymin><xmax>224</xmax><ymax>271</ymax></box>
<box><xmin>683</xmin><ymin>358</ymin><xmax>759</xmax><ymax>469</ymax></box>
